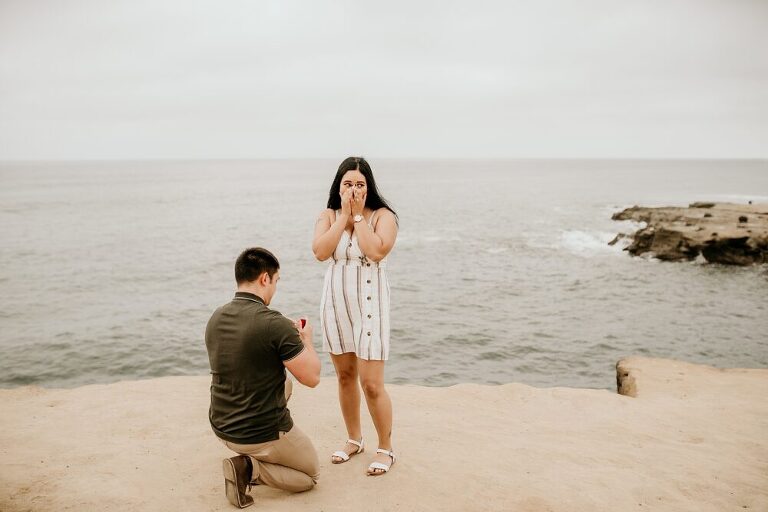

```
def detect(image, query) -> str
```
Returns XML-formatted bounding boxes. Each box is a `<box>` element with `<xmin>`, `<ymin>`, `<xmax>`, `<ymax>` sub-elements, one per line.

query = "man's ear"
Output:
<box><xmin>258</xmin><ymin>272</ymin><xmax>270</xmax><ymax>286</ymax></box>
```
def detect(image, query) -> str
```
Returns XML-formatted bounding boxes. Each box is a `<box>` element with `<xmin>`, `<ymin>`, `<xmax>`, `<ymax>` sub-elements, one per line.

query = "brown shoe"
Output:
<box><xmin>222</xmin><ymin>456</ymin><xmax>254</xmax><ymax>508</ymax></box>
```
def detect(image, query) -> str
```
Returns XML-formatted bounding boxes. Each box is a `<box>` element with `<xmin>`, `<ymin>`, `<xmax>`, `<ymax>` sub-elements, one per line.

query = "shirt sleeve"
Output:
<box><xmin>269</xmin><ymin>315</ymin><xmax>305</xmax><ymax>362</ymax></box>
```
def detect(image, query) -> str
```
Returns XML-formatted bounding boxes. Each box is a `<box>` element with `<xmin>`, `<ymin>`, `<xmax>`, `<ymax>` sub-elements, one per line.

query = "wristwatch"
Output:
<box><xmin>353</xmin><ymin>214</ymin><xmax>364</xmax><ymax>223</ymax></box>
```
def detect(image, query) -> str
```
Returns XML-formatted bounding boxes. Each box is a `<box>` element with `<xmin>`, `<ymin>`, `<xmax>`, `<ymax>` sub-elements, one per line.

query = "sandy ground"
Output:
<box><xmin>1</xmin><ymin>356</ymin><xmax>766</xmax><ymax>511</ymax></box>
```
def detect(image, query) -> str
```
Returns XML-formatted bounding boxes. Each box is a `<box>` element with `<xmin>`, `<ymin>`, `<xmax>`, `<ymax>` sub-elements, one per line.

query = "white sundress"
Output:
<box><xmin>320</xmin><ymin>210</ymin><xmax>391</xmax><ymax>360</ymax></box>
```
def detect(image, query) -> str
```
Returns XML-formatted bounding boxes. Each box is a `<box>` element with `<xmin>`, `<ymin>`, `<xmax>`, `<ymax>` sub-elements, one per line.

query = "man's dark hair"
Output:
<box><xmin>235</xmin><ymin>247</ymin><xmax>280</xmax><ymax>284</ymax></box>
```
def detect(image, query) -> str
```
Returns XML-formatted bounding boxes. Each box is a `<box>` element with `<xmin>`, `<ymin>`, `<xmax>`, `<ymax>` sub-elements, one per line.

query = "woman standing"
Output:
<box><xmin>312</xmin><ymin>157</ymin><xmax>398</xmax><ymax>476</ymax></box>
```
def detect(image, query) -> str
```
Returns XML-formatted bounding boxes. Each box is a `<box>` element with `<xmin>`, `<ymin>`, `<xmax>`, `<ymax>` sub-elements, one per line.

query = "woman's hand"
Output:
<box><xmin>351</xmin><ymin>189</ymin><xmax>366</xmax><ymax>216</ymax></box>
<box><xmin>339</xmin><ymin>188</ymin><xmax>353</xmax><ymax>217</ymax></box>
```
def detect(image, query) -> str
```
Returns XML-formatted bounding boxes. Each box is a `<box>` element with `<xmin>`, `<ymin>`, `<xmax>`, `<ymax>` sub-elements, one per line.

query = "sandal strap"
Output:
<box><xmin>375</xmin><ymin>448</ymin><xmax>395</xmax><ymax>460</ymax></box>
<box><xmin>332</xmin><ymin>450</ymin><xmax>350</xmax><ymax>461</ymax></box>
<box><xmin>332</xmin><ymin>438</ymin><xmax>364</xmax><ymax>461</ymax></box>
<box><xmin>368</xmin><ymin>462</ymin><xmax>390</xmax><ymax>472</ymax></box>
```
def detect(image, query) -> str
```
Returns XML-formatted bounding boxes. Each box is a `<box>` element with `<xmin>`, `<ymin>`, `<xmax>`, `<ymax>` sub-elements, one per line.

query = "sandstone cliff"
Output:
<box><xmin>2</xmin><ymin>359</ymin><xmax>768</xmax><ymax>511</ymax></box>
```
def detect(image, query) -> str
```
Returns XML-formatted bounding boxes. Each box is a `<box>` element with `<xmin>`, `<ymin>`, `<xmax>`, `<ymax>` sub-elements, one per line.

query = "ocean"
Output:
<box><xmin>1</xmin><ymin>159</ymin><xmax>766</xmax><ymax>390</ymax></box>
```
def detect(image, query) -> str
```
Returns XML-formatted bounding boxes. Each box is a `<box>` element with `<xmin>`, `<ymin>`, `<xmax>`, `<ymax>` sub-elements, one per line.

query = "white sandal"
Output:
<box><xmin>331</xmin><ymin>438</ymin><xmax>364</xmax><ymax>464</ymax></box>
<box><xmin>367</xmin><ymin>448</ymin><xmax>396</xmax><ymax>476</ymax></box>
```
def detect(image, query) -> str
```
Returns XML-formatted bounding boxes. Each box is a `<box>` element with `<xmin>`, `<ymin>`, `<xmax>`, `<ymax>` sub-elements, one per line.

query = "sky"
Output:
<box><xmin>1</xmin><ymin>0</ymin><xmax>767</xmax><ymax>160</ymax></box>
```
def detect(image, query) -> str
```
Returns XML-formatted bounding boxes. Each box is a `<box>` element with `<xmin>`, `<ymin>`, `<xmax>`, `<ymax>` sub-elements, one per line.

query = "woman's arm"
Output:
<box><xmin>354</xmin><ymin>209</ymin><xmax>398</xmax><ymax>262</ymax></box>
<box><xmin>312</xmin><ymin>209</ymin><xmax>348</xmax><ymax>261</ymax></box>
<box><xmin>313</xmin><ymin>188</ymin><xmax>354</xmax><ymax>261</ymax></box>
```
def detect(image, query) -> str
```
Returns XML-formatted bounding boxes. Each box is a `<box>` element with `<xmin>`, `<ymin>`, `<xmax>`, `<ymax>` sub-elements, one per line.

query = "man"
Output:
<box><xmin>205</xmin><ymin>247</ymin><xmax>321</xmax><ymax>508</ymax></box>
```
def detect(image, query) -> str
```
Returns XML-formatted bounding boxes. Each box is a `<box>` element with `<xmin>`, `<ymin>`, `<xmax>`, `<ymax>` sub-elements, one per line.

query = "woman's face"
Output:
<box><xmin>339</xmin><ymin>170</ymin><xmax>367</xmax><ymax>196</ymax></box>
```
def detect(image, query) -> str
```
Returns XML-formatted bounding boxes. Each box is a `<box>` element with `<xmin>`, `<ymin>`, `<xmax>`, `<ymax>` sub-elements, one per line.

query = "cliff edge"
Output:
<box><xmin>1</xmin><ymin>358</ymin><xmax>767</xmax><ymax>511</ymax></box>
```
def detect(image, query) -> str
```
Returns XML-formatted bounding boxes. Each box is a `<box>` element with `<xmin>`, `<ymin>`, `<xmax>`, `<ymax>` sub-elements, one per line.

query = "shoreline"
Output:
<box><xmin>1</xmin><ymin>357</ymin><xmax>767</xmax><ymax>511</ymax></box>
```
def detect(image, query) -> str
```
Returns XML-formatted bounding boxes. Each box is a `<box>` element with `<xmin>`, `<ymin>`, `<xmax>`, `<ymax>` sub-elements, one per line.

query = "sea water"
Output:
<box><xmin>1</xmin><ymin>159</ymin><xmax>766</xmax><ymax>389</ymax></box>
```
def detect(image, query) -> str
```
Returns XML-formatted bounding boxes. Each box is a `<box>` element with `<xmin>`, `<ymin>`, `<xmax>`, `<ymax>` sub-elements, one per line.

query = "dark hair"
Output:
<box><xmin>326</xmin><ymin>157</ymin><xmax>398</xmax><ymax>221</ymax></box>
<box><xmin>235</xmin><ymin>247</ymin><xmax>279</xmax><ymax>284</ymax></box>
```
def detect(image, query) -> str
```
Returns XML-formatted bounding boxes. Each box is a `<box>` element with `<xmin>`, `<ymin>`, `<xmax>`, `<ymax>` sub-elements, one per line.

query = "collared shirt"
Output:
<box><xmin>205</xmin><ymin>292</ymin><xmax>305</xmax><ymax>444</ymax></box>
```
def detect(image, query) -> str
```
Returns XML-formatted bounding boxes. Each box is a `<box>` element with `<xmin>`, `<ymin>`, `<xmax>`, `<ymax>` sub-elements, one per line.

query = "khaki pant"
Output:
<box><xmin>219</xmin><ymin>380</ymin><xmax>319</xmax><ymax>493</ymax></box>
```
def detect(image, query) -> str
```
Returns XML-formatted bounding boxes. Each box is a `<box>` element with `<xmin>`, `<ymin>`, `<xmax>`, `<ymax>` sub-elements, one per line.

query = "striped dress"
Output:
<box><xmin>320</xmin><ymin>210</ymin><xmax>391</xmax><ymax>360</ymax></box>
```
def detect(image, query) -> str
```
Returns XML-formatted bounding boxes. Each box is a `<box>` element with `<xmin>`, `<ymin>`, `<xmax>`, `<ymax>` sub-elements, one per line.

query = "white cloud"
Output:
<box><xmin>1</xmin><ymin>0</ymin><xmax>767</xmax><ymax>158</ymax></box>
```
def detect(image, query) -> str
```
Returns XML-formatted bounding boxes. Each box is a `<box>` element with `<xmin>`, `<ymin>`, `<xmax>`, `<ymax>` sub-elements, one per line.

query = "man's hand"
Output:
<box><xmin>285</xmin><ymin>317</ymin><xmax>321</xmax><ymax>387</ymax></box>
<box><xmin>294</xmin><ymin>318</ymin><xmax>313</xmax><ymax>345</ymax></box>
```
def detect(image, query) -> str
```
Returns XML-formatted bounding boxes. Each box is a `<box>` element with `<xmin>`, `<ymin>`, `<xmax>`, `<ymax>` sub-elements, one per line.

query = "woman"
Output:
<box><xmin>312</xmin><ymin>156</ymin><xmax>399</xmax><ymax>476</ymax></box>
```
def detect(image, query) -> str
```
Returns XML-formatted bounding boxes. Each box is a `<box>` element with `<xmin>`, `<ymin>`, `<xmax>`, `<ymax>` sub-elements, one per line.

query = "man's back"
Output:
<box><xmin>205</xmin><ymin>291</ymin><xmax>304</xmax><ymax>444</ymax></box>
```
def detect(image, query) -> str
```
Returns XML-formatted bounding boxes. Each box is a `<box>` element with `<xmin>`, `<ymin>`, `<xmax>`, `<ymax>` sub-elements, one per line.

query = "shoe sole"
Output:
<box><xmin>223</xmin><ymin>459</ymin><xmax>252</xmax><ymax>508</ymax></box>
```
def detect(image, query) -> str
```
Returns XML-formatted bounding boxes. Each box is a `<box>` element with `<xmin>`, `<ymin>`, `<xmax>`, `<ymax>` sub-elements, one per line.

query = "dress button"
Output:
<box><xmin>348</xmin><ymin>243</ymin><xmax>352</xmax><ymax>247</ymax></box>
<box><xmin>366</xmin><ymin>279</ymin><xmax>371</xmax><ymax>284</ymax></box>
<box><xmin>366</xmin><ymin>263</ymin><xmax>370</xmax><ymax>267</ymax></box>
<box><xmin>367</xmin><ymin>314</ymin><xmax>372</xmax><ymax>319</ymax></box>
<box><xmin>367</xmin><ymin>332</ymin><xmax>371</xmax><ymax>336</ymax></box>
<box><xmin>367</xmin><ymin>296</ymin><xmax>371</xmax><ymax>300</ymax></box>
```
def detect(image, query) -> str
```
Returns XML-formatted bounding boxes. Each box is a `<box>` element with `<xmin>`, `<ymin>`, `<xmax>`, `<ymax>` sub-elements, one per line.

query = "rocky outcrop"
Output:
<box><xmin>611</xmin><ymin>202</ymin><xmax>768</xmax><ymax>265</ymax></box>
<box><xmin>615</xmin><ymin>360</ymin><xmax>637</xmax><ymax>397</ymax></box>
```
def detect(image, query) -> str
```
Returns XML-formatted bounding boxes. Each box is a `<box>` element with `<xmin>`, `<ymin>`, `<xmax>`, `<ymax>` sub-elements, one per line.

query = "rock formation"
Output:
<box><xmin>611</xmin><ymin>202</ymin><xmax>768</xmax><ymax>265</ymax></box>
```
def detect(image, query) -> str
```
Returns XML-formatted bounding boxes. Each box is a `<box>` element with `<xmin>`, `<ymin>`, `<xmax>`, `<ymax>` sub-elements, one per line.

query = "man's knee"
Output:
<box><xmin>287</xmin><ymin>463</ymin><xmax>319</xmax><ymax>493</ymax></box>
<box><xmin>306</xmin><ymin>449</ymin><xmax>320</xmax><ymax>482</ymax></box>
<box><xmin>295</xmin><ymin>474</ymin><xmax>318</xmax><ymax>492</ymax></box>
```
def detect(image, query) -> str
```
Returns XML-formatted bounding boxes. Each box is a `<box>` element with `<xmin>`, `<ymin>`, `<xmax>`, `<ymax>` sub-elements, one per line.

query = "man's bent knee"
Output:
<box><xmin>288</xmin><ymin>473</ymin><xmax>318</xmax><ymax>493</ymax></box>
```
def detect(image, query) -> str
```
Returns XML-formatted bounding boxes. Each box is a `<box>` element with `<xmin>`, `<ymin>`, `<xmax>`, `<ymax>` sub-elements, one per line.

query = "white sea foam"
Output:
<box><xmin>560</xmin><ymin>230</ymin><xmax>621</xmax><ymax>255</ymax></box>
<box><xmin>613</xmin><ymin>219</ymin><xmax>646</xmax><ymax>231</ymax></box>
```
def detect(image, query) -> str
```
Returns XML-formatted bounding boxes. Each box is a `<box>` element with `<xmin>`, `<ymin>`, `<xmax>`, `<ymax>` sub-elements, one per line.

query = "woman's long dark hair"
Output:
<box><xmin>326</xmin><ymin>157</ymin><xmax>398</xmax><ymax>221</ymax></box>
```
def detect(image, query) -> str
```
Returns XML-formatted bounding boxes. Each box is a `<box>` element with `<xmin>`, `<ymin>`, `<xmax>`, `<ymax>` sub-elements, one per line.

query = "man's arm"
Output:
<box><xmin>284</xmin><ymin>320</ymin><xmax>320</xmax><ymax>388</ymax></box>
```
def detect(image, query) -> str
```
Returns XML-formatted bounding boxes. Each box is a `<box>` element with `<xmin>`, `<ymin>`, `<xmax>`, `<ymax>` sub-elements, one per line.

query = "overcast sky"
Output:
<box><xmin>1</xmin><ymin>0</ymin><xmax>766</xmax><ymax>159</ymax></box>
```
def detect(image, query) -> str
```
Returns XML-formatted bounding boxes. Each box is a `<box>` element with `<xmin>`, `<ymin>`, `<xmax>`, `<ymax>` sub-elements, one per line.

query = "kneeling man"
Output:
<box><xmin>205</xmin><ymin>247</ymin><xmax>321</xmax><ymax>508</ymax></box>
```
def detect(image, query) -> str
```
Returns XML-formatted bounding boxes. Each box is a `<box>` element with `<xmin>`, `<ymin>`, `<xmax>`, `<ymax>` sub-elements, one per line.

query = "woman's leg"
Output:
<box><xmin>330</xmin><ymin>352</ymin><xmax>363</xmax><ymax>461</ymax></box>
<box><xmin>357</xmin><ymin>359</ymin><xmax>394</xmax><ymax>473</ymax></box>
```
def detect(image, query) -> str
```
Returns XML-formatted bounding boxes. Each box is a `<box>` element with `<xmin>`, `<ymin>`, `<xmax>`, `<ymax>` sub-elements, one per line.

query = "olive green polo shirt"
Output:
<box><xmin>205</xmin><ymin>292</ymin><xmax>305</xmax><ymax>444</ymax></box>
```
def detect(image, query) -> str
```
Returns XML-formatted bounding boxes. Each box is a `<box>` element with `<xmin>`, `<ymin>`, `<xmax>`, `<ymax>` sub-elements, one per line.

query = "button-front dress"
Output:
<box><xmin>320</xmin><ymin>210</ymin><xmax>390</xmax><ymax>360</ymax></box>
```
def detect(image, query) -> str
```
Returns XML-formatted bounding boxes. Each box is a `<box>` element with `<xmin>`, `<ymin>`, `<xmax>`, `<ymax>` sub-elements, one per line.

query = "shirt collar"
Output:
<box><xmin>233</xmin><ymin>291</ymin><xmax>265</xmax><ymax>304</ymax></box>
